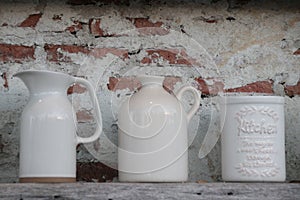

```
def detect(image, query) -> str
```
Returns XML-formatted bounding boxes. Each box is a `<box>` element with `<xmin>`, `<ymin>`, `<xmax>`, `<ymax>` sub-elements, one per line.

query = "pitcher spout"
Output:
<box><xmin>14</xmin><ymin>70</ymin><xmax>75</xmax><ymax>95</ymax></box>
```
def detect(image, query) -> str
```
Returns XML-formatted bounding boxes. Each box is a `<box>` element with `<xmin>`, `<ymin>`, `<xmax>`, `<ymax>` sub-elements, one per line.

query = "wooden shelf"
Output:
<box><xmin>0</xmin><ymin>182</ymin><xmax>299</xmax><ymax>199</ymax></box>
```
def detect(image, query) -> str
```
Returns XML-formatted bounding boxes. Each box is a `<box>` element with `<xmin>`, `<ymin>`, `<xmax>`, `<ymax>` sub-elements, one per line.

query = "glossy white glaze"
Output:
<box><xmin>118</xmin><ymin>75</ymin><xmax>200</xmax><ymax>182</ymax></box>
<box><xmin>15</xmin><ymin>70</ymin><xmax>102</xmax><ymax>180</ymax></box>
<box><xmin>221</xmin><ymin>96</ymin><xmax>286</xmax><ymax>182</ymax></box>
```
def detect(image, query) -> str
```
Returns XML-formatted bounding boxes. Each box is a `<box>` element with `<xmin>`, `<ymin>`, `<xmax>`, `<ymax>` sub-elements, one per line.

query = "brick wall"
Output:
<box><xmin>0</xmin><ymin>0</ymin><xmax>299</xmax><ymax>182</ymax></box>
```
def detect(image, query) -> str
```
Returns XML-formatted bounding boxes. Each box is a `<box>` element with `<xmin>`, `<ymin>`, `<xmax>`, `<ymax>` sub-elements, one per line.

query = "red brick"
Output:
<box><xmin>163</xmin><ymin>77</ymin><xmax>182</xmax><ymax>92</ymax></box>
<box><xmin>127</xmin><ymin>17</ymin><xmax>163</xmax><ymax>28</ymax></box>
<box><xmin>76</xmin><ymin>162</ymin><xmax>118</xmax><ymax>182</ymax></box>
<box><xmin>44</xmin><ymin>44</ymin><xmax>88</xmax><ymax>62</ymax></box>
<box><xmin>201</xmin><ymin>16</ymin><xmax>218</xmax><ymax>23</ymax></box>
<box><xmin>67</xmin><ymin>83</ymin><xmax>87</xmax><ymax>95</ymax></box>
<box><xmin>107</xmin><ymin>76</ymin><xmax>182</xmax><ymax>92</ymax></box>
<box><xmin>293</xmin><ymin>48</ymin><xmax>300</xmax><ymax>55</ymax></box>
<box><xmin>141</xmin><ymin>49</ymin><xmax>198</xmax><ymax>66</ymax></box>
<box><xmin>66</xmin><ymin>20</ymin><xmax>83</xmax><ymax>35</ymax></box>
<box><xmin>195</xmin><ymin>77</ymin><xmax>224</xmax><ymax>95</ymax></box>
<box><xmin>127</xmin><ymin>17</ymin><xmax>169</xmax><ymax>35</ymax></box>
<box><xmin>18</xmin><ymin>13</ymin><xmax>42</xmax><ymax>28</ymax></box>
<box><xmin>44</xmin><ymin>44</ymin><xmax>128</xmax><ymax>62</ymax></box>
<box><xmin>141</xmin><ymin>57</ymin><xmax>151</xmax><ymax>64</ymax></box>
<box><xmin>139</xmin><ymin>27</ymin><xmax>169</xmax><ymax>35</ymax></box>
<box><xmin>205</xmin><ymin>19</ymin><xmax>217</xmax><ymax>23</ymax></box>
<box><xmin>195</xmin><ymin>78</ymin><xmax>209</xmax><ymax>95</ymax></box>
<box><xmin>212</xmin><ymin>80</ymin><xmax>225</xmax><ymax>95</ymax></box>
<box><xmin>1</xmin><ymin>72</ymin><xmax>9</xmax><ymax>89</ymax></box>
<box><xmin>225</xmin><ymin>80</ymin><xmax>274</xmax><ymax>93</ymax></box>
<box><xmin>89</xmin><ymin>19</ymin><xmax>104</xmax><ymax>37</ymax></box>
<box><xmin>107</xmin><ymin>77</ymin><xmax>141</xmax><ymax>91</ymax></box>
<box><xmin>76</xmin><ymin>110</ymin><xmax>93</xmax><ymax>122</ymax></box>
<box><xmin>285</xmin><ymin>81</ymin><xmax>300</xmax><ymax>97</ymax></box>
<box><xmin>0</xmin><ymin>44</ymin><xmax>35</xmax><ymax>63</ymax></box>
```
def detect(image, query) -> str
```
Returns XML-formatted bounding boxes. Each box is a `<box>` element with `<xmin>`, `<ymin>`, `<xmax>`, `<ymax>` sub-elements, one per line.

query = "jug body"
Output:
<box><xmin>15</xmin><ymin>70</ymin><xmax>102</xmax><ymax>183</ymax></box>
<box><xmin>118</xmin><ymin>75</ymin><xmax>200</xmax><ymax>182</ymax></box>
<box><xmin>19</xmin><ymin>93</ymin><xmax>77</xmax><ymax>182</ymax></box>
<box><xmin>221</xmin><ymin>95</ymin><xmax>286</xmax><ymax>182</ymax></box>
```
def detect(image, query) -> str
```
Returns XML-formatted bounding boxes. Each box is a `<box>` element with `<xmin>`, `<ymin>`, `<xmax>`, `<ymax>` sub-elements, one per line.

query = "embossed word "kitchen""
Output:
<box><xmin>238</xmin><ymin>119</ymin><xmax>277</xmax><ymax>135</ymax></box>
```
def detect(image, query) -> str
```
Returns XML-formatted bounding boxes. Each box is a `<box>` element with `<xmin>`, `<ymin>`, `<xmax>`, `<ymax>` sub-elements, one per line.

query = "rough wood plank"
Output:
<box><xmin>0</xmin><ymin>183</ymin><xmax>299</xmax><ymax>200</ymax></box>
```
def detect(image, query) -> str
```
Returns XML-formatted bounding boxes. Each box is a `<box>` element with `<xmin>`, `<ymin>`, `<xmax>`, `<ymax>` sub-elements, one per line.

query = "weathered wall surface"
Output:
<box><xmin>0</xmin><ymin>0</ymin><xmax>299</xmax><ymax>182</ymax></box>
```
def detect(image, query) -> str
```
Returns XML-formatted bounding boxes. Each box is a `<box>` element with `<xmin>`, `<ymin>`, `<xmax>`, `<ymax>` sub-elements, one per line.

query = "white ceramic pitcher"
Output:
<box><xmin>15</xmin><ymin>70</ymin><xmax>102</xmax><ymax>183</ymax></box>
<box><xmin>118</xmin><ymin>75</ymin><xmax>201</xmax><ymax>182</ymax></box>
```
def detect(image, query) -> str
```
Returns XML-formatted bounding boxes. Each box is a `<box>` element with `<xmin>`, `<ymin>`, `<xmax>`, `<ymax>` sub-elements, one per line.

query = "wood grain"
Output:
<box><xmin>0</xmin><ymin>183</ymin><xmax>299</xmax><ymax>200</ymax></box>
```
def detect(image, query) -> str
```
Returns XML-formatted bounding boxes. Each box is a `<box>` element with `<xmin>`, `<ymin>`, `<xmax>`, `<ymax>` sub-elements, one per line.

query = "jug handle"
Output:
<box><xmin>73</xmin><ymin>77</ymin><xmax>103</xmax><ymax>144</ymax></box>
<box><xmin>175</xmin><ymin>86</ymin><xmax>201</xmax><ymax>123</ymax></box>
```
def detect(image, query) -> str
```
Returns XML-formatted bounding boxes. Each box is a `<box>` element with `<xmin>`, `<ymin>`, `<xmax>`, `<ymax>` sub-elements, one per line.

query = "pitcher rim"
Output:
<box><xmin>14</xmin><ymin>70</ymin><xmax>71</xmax><ymax>79</ymax></box>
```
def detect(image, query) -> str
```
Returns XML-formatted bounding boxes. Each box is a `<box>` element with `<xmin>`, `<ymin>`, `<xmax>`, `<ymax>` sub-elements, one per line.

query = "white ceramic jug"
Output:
<box><xmin>118</xmin><ymin>75</ymin><xmax>201</xmax><ymax>182</ymax></box>
<box><xmin>15</xmin><ymin>70</ymin><xmax>102</xmax><ymax>183</ymax></box>
<box><xmin>221</xmin><ymin>95</ymin><xmax>285</xmax><ymax>182</ymax></box>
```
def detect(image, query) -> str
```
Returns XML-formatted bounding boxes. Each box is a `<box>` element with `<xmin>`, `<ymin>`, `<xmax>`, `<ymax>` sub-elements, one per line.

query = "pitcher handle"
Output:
<box><xmin>73</xmin><ymin>77</ymin><xmax>103</xmax><ymax>144</ymax></box>
<box><xmin>175</xmin><ymin>86</ymin><xmax>201</xmax><ymax>123</ymax></box>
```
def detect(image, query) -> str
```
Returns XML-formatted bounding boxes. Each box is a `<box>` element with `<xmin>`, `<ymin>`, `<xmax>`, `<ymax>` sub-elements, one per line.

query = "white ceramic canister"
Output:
<box><xmin>118</xmin><ymin>75</ymin><xmax>201</xmax><ymax>182</ymax></box>
<box><xmin>15</xmin><ymin>70</ymin><xmax>102</xmax><ymax>183</ymax></box>
<box><xmin>221</xmin><ymin>95</ymin><xmax>285</xmax><ymax>182</ymax></box>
